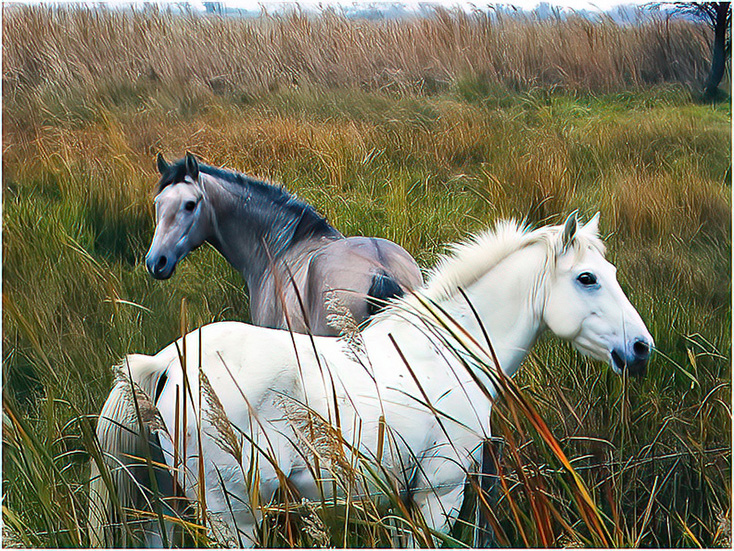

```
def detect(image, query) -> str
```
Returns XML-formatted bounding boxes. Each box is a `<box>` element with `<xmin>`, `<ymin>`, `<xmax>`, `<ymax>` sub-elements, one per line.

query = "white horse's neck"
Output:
<box><xmin>421</xmin><ymin>241</ymin><xmax>549</xmax><ymax>384</ymax></box>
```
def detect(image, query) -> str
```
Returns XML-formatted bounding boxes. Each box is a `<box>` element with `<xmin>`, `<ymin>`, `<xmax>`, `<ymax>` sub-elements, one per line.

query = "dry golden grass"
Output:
<box><xmin>3</xmin><ymin>4</ymin><xmax>713</xmax><ymax>102</ymax></box>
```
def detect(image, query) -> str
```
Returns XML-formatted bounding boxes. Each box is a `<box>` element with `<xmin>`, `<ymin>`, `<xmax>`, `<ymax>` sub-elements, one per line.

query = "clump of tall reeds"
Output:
<box><xmin>3</xmin><ymin>4</ymin><xmax>713</xmax><ymax>107</ymax></box>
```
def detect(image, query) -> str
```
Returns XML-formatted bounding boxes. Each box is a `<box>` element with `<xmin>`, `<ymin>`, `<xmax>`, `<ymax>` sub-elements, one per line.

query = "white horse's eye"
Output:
<box><xmin>184</xmin><ymin>200</ymin><xmax>197</xmax><ymax>212</ymax></box>
<box><xmin>577</xmin><ymin>272</ymin><xmax>598</xmax><ymax>286</ymax></box>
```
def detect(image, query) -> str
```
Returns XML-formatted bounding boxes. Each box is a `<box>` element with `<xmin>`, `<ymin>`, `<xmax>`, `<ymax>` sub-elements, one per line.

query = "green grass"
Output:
<box><xmin>2</xmin><ymin>29</ymin><xmax>731</xmax><ymax>547</ymax></box>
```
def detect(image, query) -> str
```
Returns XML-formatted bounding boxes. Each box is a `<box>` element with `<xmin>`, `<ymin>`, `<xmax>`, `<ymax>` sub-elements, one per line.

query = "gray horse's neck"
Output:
<box><xmin>201</xmin><ymin>170</ymin><xmax>341</xmax><ymax>291</ymax></box>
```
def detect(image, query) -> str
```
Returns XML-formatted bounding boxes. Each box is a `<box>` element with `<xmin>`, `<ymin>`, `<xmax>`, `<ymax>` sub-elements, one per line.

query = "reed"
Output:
<box><xmin>2</xmin><ymin>5</ymin><xmax>714</xmax><ymax>102</ymax></box>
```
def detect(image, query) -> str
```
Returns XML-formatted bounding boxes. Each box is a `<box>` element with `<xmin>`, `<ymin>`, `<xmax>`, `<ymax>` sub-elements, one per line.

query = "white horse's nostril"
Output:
<box><xmin>633</xmin><ymin>339</ymin><xmax>650</xmax><ymax>359</ymax></box>
<box><xmin>611</xmin><ymin>349</ymin><xmax>626</xmax><ymax>372</ymax></box>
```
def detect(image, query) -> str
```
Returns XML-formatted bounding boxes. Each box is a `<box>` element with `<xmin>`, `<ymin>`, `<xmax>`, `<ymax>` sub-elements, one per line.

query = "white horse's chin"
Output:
<box><xmin>571</xmin><ymin>339</ymin><xmax>612</xmax><ymax>366</ymax></box>
<box><xmin>609</xmin><ymin>355</ymin><xmax>625</xmax><ymax>375</ymax></box>
<box><xmin>577</xmin><ymin>345</ymin><xmax>625</xmax><ymax>375</ymax></box>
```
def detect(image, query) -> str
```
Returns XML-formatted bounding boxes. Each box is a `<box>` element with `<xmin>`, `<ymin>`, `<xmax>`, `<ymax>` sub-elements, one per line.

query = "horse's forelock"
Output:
<box><xmin>551</xmin><ymin>220</ymin><xmax>606</xmax><ymax>262</ymax></box>
<box><xmin>156</xmin><ymin>158</ymin><xmax>189</xmax><ymax>194</ymax></box>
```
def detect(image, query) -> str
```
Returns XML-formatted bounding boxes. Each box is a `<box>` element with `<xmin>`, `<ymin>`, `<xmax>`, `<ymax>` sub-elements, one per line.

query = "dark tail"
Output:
<box><xmin>367</xmin><ymin>271</ymin><xmax>404</xmax><ymax>316</ymax></box>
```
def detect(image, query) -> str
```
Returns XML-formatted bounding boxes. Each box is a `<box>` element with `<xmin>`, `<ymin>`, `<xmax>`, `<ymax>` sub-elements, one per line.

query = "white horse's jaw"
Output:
<box><xmin>572</xmin><ymin>315</ymin><xmax>654</xmax><ymax>377</ymax></box>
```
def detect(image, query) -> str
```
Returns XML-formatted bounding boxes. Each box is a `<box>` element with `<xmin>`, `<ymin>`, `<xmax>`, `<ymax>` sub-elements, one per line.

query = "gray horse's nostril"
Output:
<box><xmin>633</xmin><ymin>339</ymin><xmax>650</xmax><ymax>359</ymax></box>
<box><xmin>147</xmin><ymin>253</ymin><xmax>174</xmax><ymax>280</ymax></box>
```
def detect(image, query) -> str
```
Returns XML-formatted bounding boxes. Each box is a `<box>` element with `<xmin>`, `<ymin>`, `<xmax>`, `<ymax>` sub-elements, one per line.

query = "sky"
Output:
<box><xmin>194</xmin><ymin>0</ymin><xmax>653</xmax><ymax>11</ymax></box>
<box><xmin>12</xmin><ymin>0</ymin><xmax>658</xmax><ymax>13</ymax></box>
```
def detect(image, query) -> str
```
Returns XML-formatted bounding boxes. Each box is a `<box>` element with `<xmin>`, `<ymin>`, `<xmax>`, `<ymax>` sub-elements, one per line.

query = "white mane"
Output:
<box><xmin>421</xmin><ymin>218</ymin><xmax>605</xmax><ymax>303</ymax></box>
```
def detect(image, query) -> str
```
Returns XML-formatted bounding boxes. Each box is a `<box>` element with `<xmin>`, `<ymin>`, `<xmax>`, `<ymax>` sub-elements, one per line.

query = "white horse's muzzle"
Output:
<box><xmin>610</xmin><ymin>335</ymin><xmax>654</xmax><ymax>377</ymax></box>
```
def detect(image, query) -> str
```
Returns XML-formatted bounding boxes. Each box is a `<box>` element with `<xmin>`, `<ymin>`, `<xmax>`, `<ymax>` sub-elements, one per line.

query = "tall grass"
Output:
<box><xmin>2</xmin><ymin>4</ymin><xmax>731</xmax><ymax>548</ymax></box>
<box><xmin>2</xmin><ymin>5</ymin><xmax>715</xmax><ymax>112</ymax></box>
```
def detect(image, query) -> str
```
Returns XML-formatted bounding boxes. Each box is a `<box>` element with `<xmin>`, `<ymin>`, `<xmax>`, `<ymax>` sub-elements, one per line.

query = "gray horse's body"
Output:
<box><xmin>146</xmin><ymin>154</ymin><xmax>422</xmax><ymax>335</ymax></box>
<box><xmin>251</xmin><ymin>236</ymin><xmax>423</xmax><ymax>334</ymax></box>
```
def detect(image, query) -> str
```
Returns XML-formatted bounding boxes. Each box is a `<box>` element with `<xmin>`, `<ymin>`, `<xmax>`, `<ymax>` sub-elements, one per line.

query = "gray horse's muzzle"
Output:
<box><xmin>611</xmin><ymin>337</ymin><xmax>653</xmax><ymax>377</ymax></box>
<box><xmin>145</xmin><ymin>250</ymin><xmax>176</xmax><ymax>280</ymax></box>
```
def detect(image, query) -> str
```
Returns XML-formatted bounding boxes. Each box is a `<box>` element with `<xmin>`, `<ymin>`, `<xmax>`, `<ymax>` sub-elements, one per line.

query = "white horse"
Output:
<box><xmin>89</xmin><ymin>213</ymin><xmax>653</xmax><ymax>546</ymax></box>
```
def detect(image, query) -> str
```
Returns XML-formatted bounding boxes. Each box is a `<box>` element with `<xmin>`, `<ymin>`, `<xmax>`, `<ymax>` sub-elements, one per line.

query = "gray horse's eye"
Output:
<box><xmin>184</xmin><ymin>200</ymin><xmax>197</xmax><ymax>212</ymax></box>
<box><xmin>577</xmin><ymin>272</ymin><xmax>597</xmax><ymax>286</ymax></box>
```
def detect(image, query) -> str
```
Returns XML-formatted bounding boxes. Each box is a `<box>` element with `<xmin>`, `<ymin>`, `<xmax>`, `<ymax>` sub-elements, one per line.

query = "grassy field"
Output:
<box><xmin>2</xmin><ymin>5</ymin><xmax>731</xmax><ymax>548</ymax></box>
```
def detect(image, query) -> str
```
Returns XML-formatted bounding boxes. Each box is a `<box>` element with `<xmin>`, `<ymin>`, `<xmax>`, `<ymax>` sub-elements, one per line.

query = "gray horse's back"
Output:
<box><xmin>305</xmin><ymin>236</ymin><xmax>422</xmax><ymax>335</ymax></box>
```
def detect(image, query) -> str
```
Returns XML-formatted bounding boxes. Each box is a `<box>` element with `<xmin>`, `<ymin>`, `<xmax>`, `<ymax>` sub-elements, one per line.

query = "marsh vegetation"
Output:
<box><xmin>2</xmin><ymin>5</ymin><xmax>731</xmax><ymax>547</ymax></box>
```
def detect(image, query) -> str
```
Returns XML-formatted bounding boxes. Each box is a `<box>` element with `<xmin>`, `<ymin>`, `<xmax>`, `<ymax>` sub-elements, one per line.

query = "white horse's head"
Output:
<box><xmin>542</xmin><ymin>212</ymin><xmax>654</xmax><ymax>376</ymax></box>
<box><xmin>146</xmin><ymin>153</ymin><xmax>213</xmax><ymax>279</ymax></box>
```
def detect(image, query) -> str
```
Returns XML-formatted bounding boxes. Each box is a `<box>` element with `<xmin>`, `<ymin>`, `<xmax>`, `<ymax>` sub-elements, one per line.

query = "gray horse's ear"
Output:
<box><xmin>156</xmin><ymin>153</ymin><xmax>169</xmax><ymax>175</ymax></box>
<box><xmin>584</xmin><ymin>211</ymin><xmax>601</xmax><ymax>236</ymax></box>
<box><xmin>561</xmin><ymin>210</ymin><xmax>579</xmax><ymax>250</ymax></box>
<box><xmin>185</xmin><ymin>152</ymin><xmax>199</xmax><ymax>181</ymax></box>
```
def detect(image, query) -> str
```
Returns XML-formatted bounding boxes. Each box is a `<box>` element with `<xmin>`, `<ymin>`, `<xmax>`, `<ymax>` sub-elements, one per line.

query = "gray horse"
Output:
<box><xmin>146</xmin><ymin>154</ymin><xmax>423</xmax><ymax>336</ymax></box>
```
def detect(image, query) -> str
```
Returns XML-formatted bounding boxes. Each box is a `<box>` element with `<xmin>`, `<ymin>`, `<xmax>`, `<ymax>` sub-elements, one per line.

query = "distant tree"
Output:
<box><xmin>671</xmin><ymin>2</ymin><xmax>731</xmax><ymax>99</ymax></box>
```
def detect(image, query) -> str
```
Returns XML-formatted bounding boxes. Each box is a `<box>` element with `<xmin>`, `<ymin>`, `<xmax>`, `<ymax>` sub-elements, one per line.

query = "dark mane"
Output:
<box><xmin>156</xmin><ymin>158</ymin><xmax>340</xmax><ymax>244</ymax></box>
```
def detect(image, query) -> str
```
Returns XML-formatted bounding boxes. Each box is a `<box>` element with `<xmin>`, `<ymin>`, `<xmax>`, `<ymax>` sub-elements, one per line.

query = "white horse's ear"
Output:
<box><xmin>561</xmin><ymin>210</ymin><xmax>578</xmax><ymax>250</ymax></box>
<box><xmin>584</xmin><ymin>211</ymin><xmax>601</xmax><ymax>236</ymax></box>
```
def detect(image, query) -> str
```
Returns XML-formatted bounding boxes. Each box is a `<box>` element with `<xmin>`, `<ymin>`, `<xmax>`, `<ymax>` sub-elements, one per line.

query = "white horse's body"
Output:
<box><xmin>89</xmin><ymin>214</ymin><xmax>653</xmax><ymax>546</ymax></box>
<box><xmin>148</xmin><ymin>318</ymin><xmax>490</xmax><ymax>541</ymax></box>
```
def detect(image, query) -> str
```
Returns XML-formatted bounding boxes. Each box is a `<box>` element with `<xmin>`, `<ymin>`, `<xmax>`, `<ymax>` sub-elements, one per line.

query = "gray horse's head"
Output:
<box><xmin>146</xmin><ymin>153</ymin><xmax>213</xmax><ymax>279</ymax></box>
